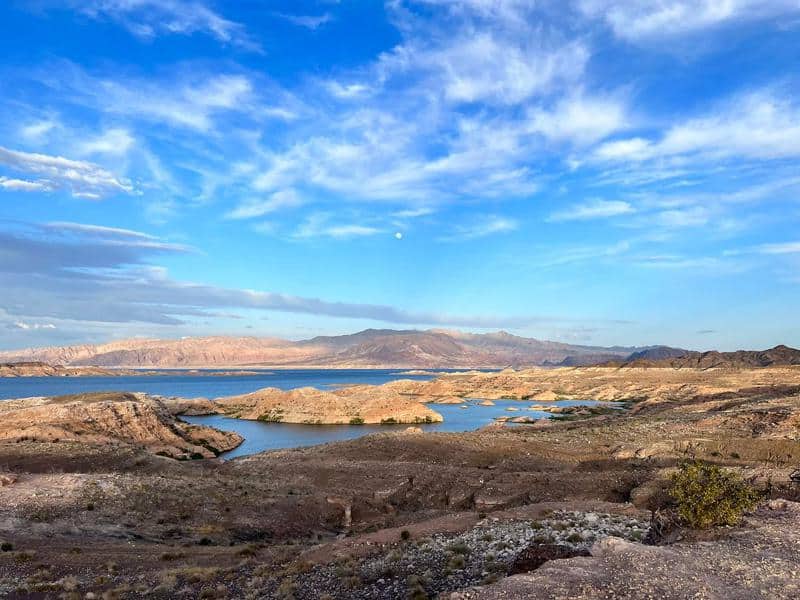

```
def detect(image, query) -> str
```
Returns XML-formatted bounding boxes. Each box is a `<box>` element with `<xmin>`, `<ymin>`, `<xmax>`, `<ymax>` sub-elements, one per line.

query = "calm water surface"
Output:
<box><xmin>0</xmin><ymin>369</ymin><xmax>442</xmax><ymax>400</ymax></box>
<box><xmin>184</xmin><ymin>398</ymin><xmax>617</xmax><ymax>459</ymax></box>
<box><xmin>0</xmin><ymin>369</ymin><xmax>616</xmax><ymax>458</ymax></box>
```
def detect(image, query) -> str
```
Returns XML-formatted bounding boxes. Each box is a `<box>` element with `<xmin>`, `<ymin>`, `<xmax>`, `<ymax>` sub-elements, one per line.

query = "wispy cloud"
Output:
<box><xmin>0</xmin><ymin>176</ymin><xmax>52</xmax><ymax>192</ymax></box>
<box><xmin>65</xmin><ymin>0</ymin><xmax>260</xmax><ymax>50</ymax></box>
<box><xmin>293</xmin><ymin>213</ymin><xmax>383</xmax><ymax>240</ymax></box>
<box><xmin>77</xmin><ymin>128</ymin><xmax>135</xmax><ymax>157</ymax></box>
<box><xmin>10</xmin><ymin>321</ymin><xmax>56</xmax><ymax>330</ymax></box>
<box><xmin>578</xmin><ymin>0</ymin><xmax>800</xmax><ymax>41</ymax></box>
<box><xmin>226</xmin><ymin>190</ymin><xmax>304</xmax><ymax>220</ymax></box>
<box><xmin>594</xmin><ymin>90</ymin><xmax>800</xmax><ymax>164</ymax></box>
<box><xmin>274</xmin><ymin>12</ymin><xmax>332</xmax><ymax>30</ymax></box>
<box><xmin>753</xmin><ymin>241</ymin><xmax>800</xmax><ymax>255</ymax></box>
<box><xmin>0</xmin><ymin>146</ymin><xmax>135</xmax><ymax>198</ymax></box>
<box><xmin>549</xmin><ymin>199</ymin><xmax>634</xmax><ymax>222</ymax></box>
<box><xmin>391</xmin><ymin>207</ymin><xmax>435</xmax><ymax>218</ymax></box>
<box><xmin>50</xmin><ymin>66</ymin><xmax>258</xmax><ymax>132</ymax></box>
<box><xmin>440</xmin><ymin>215</ymin><xmax>518</xmax><ymax>241</ymax></box>
<box><xmin>0</xmin><ymin>220</ymin><xmax>554</xmax><ymax>330</ymax></box>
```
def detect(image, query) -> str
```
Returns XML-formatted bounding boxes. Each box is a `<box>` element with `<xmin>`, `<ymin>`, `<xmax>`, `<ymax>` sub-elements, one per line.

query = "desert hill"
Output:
<box><xmin>0</xmin><ymin>328</ymin><xmax>658</xmax><ymax>369</ymax></box>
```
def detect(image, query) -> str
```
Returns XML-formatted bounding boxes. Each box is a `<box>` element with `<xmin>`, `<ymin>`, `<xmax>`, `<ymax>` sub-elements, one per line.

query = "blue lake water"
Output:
<box><xmin>0</xmin><ymin>369</ymin><xmax>618</xmax><ymax>459</ymax></box>
<box><xmin>0</xmin><ymin>369</ymin><xmax>444</xmax><ymax>400</ymax></box>
<box><xmin>184</xmin><ymin>398</ymin><xmax>616</xmax><ymax>459</ymax></box>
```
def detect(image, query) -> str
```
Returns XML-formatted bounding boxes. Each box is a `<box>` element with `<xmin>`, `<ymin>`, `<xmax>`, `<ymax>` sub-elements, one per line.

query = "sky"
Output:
<box><xmin>0</xmin><ymin>0</ymin><xmax>799</xmax><ymax>351</ymax></box>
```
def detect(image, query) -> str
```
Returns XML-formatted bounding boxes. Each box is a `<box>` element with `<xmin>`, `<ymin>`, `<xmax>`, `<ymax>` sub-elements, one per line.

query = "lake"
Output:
<box><xmin>0</xmin><ymin>368</ymin><xmax>443</xmax><ymax>400</ymax></box>
<box><xmin>184</xmin><ymin>398</ymin><xmax>616</xmax><ymax>459</ymax></box>
<box><xmin>0</xmin><ymin>369</ymin><xmax>616</xmax><ymax>458</ymax></box>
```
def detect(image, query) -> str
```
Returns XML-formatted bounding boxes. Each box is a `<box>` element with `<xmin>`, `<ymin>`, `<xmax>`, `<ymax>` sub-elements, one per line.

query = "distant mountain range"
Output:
<box><xmin>0</xmin><ymin>328</ymin><xmax>667</xmax><ymax>369</ymax></box>
<box><xmin>603</xmin><ymin>345</ymin><xmax>800</xmax><ymax>368</ymax></box>
<box><xmin>3</xmin><ymin>329</ymin><xmax>796</xmax><ymax>370</ymax></box>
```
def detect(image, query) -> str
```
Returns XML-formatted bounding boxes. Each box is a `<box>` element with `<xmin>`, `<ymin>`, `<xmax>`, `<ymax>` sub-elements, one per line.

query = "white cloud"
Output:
<box><xmin>44</xmin><ymin>221</ymin><xmax>154</xmax><ymax>240</ymax></box>
<box><xmin>653</xmin><ymin>207</ymin><xmax>712</xmax><ymax>228</ymax></box>
<box><xmin>42</xmin><ymin>221</ymin><xmax>192</xmax><ymax>252</ymax></box>
<box><xmin>594</xmin><ymin>91</ymin><xmax>800</xmax><ymax>165</ymax></box>
<box><xmin>275</xmin><ymin>12</ymin><xmax>332</xmax><ymax>30</ymax></box>
<box><xmin>294</xmin><ymin>213</ymin><xmax>383</xmax><ymax>239</ymax></box>
<box><xmin>0</xmin><ymin>176</ymin><xmax>52</xmax><ymax>192</ymax></box>
<box><xmin>226</xmin><ymin>190</ymin><xmax>304</xmax><ymax>220</ymax></box>
<box><xmin>549</xmin><ymin>199</ymin><xmax>634</xmax><ymax>222</ymax></box>
<box><xmin>527</xmin><ymin>93</ymin><xmax>628</xmax><ymax>145</ymax></box>
<box><xmin>325</xmin><ymin>81</ymin><xmax>371</xmax><ymax>99</ymax></box>
<box><xmin>578</xmin><ymin>0</ymin><xmax>800</xmax><ymax>41</ymax></box>
<box><xmin>0</xmin><ymin>146</ymin><xmax>135</xmax><ymax>198</ymax></box>
<box><xmin>12</xmin><ymin>321</ymin><xmax>56</xmax><ymax>330</ymax></box>
<box><xmin>632</xmin><ymin>255</ymin><xmax>730</xmax><ymax>270</ymax></box>
<box><xmin>755</xmin><ymin>241</ymin><xmax>800</xmax><ymax>254</ymax></box>
<box><xmin>392</xmin><ymin>32</ymin><xmax>589</xmax><ymax>106</ymax></box>
<box><xmin>78</xmin><ymin>128</ymin><xmax>135</xmax><ymax>157</ymax></box>
<box><xmin>392</xmin><ymin>207</ymin><xmax>435</xmax><ymax>218</ymax></box>
<box><xmin>440</xmin><ymin>215</ymin><xmax>518</xmax><ymax>241</ymax></box>
<box><xmin>20</xmin><ymin>119</ymin><xmax>58</xmax><ymax>142</ymax></box>
<box><xmin>593</xmin><ymin>137</ymin><xmax>652</xmax><ymax>161</ymax></box>
<box><xmin>69</xmin><ymin>0</ymin><xmax>259</xmax><ymax>50</ymax></box>
<box><xmin>52</xmin><ymin>65</ymin><xmax>257</xmax><ymax>132</ymax></box>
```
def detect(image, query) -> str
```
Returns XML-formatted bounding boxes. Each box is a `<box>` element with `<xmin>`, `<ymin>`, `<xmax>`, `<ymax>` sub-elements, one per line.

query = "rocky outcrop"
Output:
<box><xmin>0</xmin><ymin>392</ymin><xmax>242</xmax><ymax>459</ymax></box>
<box><xmin>216</xmin><ymin>385</ymin><xmax>443</xmax><ymax>425</ymax></box>
<box><xmin>160</xmin><ymin>396</ymin><xmax>220</xmax><ymax>416</ymax></box>
<box><xmin>382</xmin><ymin>366</ymin><xmax>800</xmax><ymax>406</ymax></box>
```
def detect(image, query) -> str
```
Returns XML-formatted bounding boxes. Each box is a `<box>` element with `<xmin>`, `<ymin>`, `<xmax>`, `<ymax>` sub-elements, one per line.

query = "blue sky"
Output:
<box><xmin>0</xmin><ymin>0</ymin><xmax>799</xmax><ymax>351</ymax></box>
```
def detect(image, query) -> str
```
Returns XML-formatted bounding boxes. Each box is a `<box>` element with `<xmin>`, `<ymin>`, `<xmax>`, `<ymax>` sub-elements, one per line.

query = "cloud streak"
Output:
<box><xmin>65</xmin><ymin>0</ymin><xmax>259</xmax><ymax>50</ymax></box>
<box><xmin>0</xmin><ymin>146</ymin><xmax>135</xmax><ymax>199</ymax></box>
<box><xmin>578</xmin><ymin>0</ymin><xmax>800</xmax><ymax>41</ymax></box>
<box><xmin>549</xmin><ymin>200</ymin><xmax>634</xmax><ymax>222</ymax></box>
<box><xmin>0</xmin><ymin>220</ymin><xmax>550</xmax><ymax>330</ymax></box>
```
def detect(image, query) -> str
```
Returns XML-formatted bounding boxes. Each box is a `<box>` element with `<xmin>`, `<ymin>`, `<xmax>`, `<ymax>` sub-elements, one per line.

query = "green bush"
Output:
<box><xmin>257</xmin><ymin>410</ymin><xmax>284</xmax><ymax>423</ymax></box>
<box><xmin>669</xmin><ymin>460</ymin><xmax>762</xmax><ymax>529</ymax></box>
<box><xmin>349</xmin><ymin>417</ymin><xmax>365</xmax><ymax>425</ymax></box>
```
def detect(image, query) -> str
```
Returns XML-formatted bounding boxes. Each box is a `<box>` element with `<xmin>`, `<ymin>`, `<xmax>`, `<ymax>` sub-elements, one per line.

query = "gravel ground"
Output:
<box><xmin>445</xmin><ymin>501</ymin><xmax>800</xmax><ymax>600</ymax></box>
<box><xmin>266</xmin><ymin>511</ymin><xmax>650</xmax><ymax>599</ymax></box>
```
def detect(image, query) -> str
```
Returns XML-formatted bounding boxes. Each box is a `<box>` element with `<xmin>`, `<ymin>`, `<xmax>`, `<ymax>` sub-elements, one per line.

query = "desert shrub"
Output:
<box><xmin>447</xmin><ymin>554</ymin><xmax>465</xmax><ymax>570</ymax></box>
<box><xmin>447</xmin><ymin>540</ymin><xmax>470</xmax><ymax>555</ymax></box>
<box><xmin>1</xmin><ymin>542</ymin><xmax>12</xmax><ymax>552</ymax></box>
<box><xmin>407</xmin><ymin>574</ymin><xmax>430</xmax><ymax>600</ymax></box>
<box><xmin>257</xmin><ymin>410</ymin><xmax>284</xmax><ymax>423</ymax></box>
<box><xmin>400</xmin><ymin>529</ymin><xmax>411</xmax><ymax>541</ymax></box>
<box><xmin>380</xmin><ymin>417</ymin><xmax>398</xmax><ymax>424</ymax></box>
<box><xmin>173</xmin><ymin>566</ymin><xmax>220</xmax><ymax>583</ymax></box>
<box><xmin>349</xmin><ymin>417</ymin><xmax>365</xmax><ymax>425</ymax></box>
<box><xmin>669</xmin><ymin>460</ymin><xmax>762</xmax><ymax>529</ymax></box>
